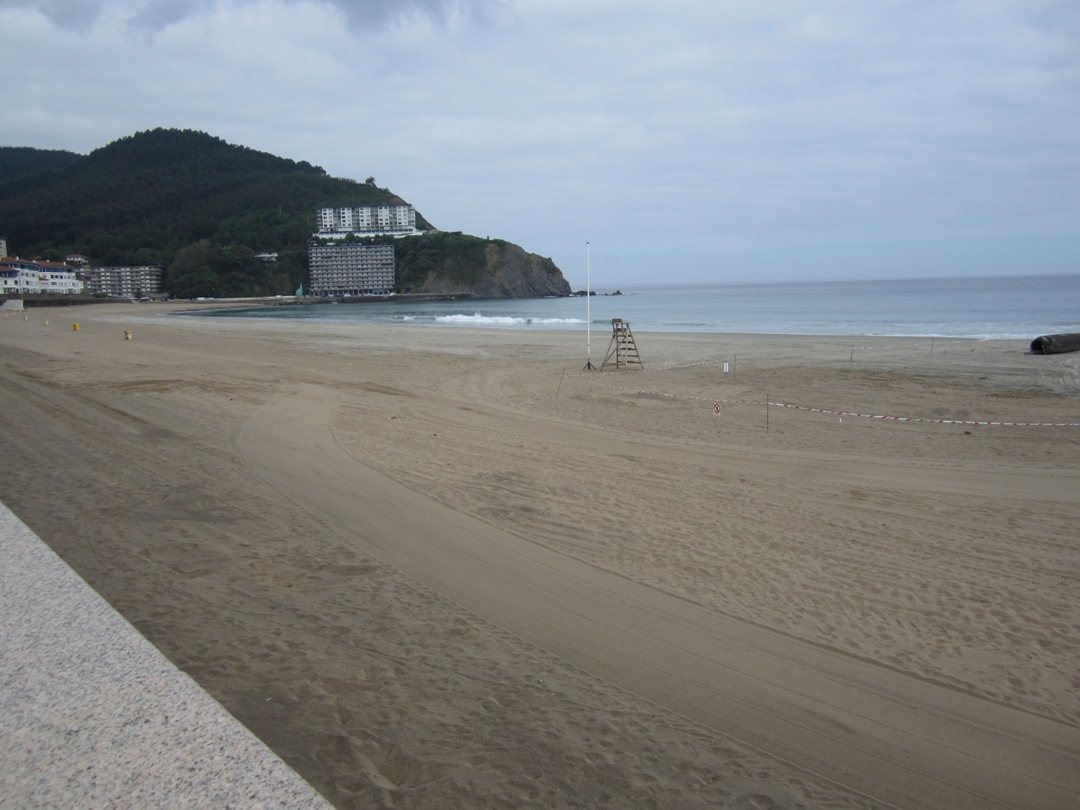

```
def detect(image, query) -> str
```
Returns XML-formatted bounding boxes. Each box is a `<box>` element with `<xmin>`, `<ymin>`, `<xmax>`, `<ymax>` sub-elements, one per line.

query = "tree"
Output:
<box><xmin>167</xmin><ymin>240</ymin><xmax>219</xmax><ymax>297</ymax></box>
<box><xmin>131</xmin><ymin>247</ymin><xmax>161</xmax><ymax>267</ymax></box>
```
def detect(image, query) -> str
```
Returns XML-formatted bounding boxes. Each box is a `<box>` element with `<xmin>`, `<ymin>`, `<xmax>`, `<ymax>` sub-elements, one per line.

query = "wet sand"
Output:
<box><xmin>2</xmin><ymin>302</ymin><xmax>1079</xmax><ymax>809</ymax></box>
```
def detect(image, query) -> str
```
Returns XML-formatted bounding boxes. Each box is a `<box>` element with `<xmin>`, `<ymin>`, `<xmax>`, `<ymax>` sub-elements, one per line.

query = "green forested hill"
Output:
<box><xmin>0</xmin><ymin>128</ymin><xmax>568</xmax><ymax>299</ymax></box>
<box><xmin>0</xmin><ymin>129</ymin><xmax>426</xmax><ymax>296</ymax></box>
<box><xmin>0</xmin><ymin>146</ymin><xmax>83</xmax><ymax>185</ymax></box>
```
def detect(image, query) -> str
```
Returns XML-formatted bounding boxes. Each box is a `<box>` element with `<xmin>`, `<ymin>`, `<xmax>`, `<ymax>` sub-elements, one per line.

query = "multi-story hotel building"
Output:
<box><xmin>308</xmin><ymin>242</ymin><xmax>395</xmax><ymax>296</ymax></box>
<box><xmin>83</xmin><ymin>265</ymin><xmax>163</xmax><ymax>298</ymax></box>
<box><xmin>0</xmin><ymin>257</ymin><xmax>83</xmax><ymax>295</ymax></box>
<box><xmin>315</xmin><ymin>204</ymin><xmax>418</xmax><ymax>238</ymax></box>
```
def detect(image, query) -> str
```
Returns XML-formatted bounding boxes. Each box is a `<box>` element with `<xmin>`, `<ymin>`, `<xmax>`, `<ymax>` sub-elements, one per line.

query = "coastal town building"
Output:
<box><xmin>315</xmin><ymin>204</ymin><xmax>419</xmax><ymax>238</ymax></box>
<box><xmin>308</xmin><ymin>242</ymin><xmax>395</xmax><ymax>296</ymax></box>
<box><xmin>82</xmin><ymin>265</ymin><xmax>163</xmax><ymax>298</ymax></box>
<box><xmin>1</xmin><ymin>257</ymin><xmax>83</xmax><ymax>295</ymax></box>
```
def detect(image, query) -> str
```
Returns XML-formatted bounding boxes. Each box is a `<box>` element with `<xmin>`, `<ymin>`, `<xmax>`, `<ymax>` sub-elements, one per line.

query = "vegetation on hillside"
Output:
<box><xmin>0</xmin><ymin>146</ymin><xmax>83</xmax><ymax>185</ymax></box>
<box><xmin>362</xmin><ymin>231</ymin><xmax>568</xmax><ymax>297</ymax></box>
<box><xmin>392</xmin><ymin>231</ymin><xmax>497</xmax><ymax>290</ymax></box>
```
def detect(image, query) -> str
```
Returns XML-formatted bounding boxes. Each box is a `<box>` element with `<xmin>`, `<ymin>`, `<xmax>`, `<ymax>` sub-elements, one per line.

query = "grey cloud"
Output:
<box><xmin>128</xmin><ymin>0</ymin><xmax>215</xmax><ymax>31</ymax></box>
<box><xmin>6</xmin><ymin>0</ymin><xmax>502</xmax><ymax>32</ymax></box>
<box><xmin>319</xmin><ymin>0</ymin><xmax>503</xmax><ymax>28</ymax></box>
<box><xmin>0</xmin><ymin>0</ymin><xmax>105</xmax><ymax>29</ymax></box>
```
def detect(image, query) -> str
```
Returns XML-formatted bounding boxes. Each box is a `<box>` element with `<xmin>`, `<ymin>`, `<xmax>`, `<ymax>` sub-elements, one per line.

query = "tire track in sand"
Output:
<box><xmin>238</xmin><ymin>383</ymin><xmax>1080</xmax><ymax>810</ymax></box>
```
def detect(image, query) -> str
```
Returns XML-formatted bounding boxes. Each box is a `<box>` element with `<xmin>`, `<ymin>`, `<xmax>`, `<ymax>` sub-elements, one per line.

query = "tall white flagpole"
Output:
<box><xmin>584</xmin><ymin>241</ymin><xmax>594</xmax><ymax>370</ymax></box>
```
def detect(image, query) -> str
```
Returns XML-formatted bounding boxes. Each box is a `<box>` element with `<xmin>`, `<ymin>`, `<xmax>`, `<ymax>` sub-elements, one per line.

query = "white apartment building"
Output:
<box><xmin>315</xmin><ymin>204</ymin><xmax>418</xmax><ymax>238</ymax></box>
<box><xmin>308</xmin><ymin>242</ymin><xmax>395</xmax><ymax>296</ymax></box>
<box><xmin>83</xmin><ymin>266</ymin><xmax>163</xmax><ymax>298</ymax></box>
<box><xmin>0</xmin><ymin>257</ymin><xmax>83</xmax><ymax>295</ymax></box>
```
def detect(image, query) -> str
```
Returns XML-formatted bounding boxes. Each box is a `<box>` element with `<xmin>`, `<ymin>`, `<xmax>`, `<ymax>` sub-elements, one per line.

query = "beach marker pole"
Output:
<box><xmin>583</xmin><ymin>241</ymin><xmax>595</xmax><ymax>371</ymax></box>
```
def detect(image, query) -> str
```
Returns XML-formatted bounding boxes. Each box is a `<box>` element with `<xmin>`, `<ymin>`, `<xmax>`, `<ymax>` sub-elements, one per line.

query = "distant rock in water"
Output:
<box><xmin>571</xmin><ymin>288</ymin><xmax>621</xmax><ymax>297</ymax></box>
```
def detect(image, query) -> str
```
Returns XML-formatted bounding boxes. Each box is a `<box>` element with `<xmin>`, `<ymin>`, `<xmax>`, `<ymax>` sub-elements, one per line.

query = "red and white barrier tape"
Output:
<box><xmin>567</xmin><ymin>374</ymin><xmax>1080</xmax><ymax>427</ymax></box>
<box><xmin>764</xmin><ymin>400</ymin><xmax>1079</xmax><ymax>427</ymax></box>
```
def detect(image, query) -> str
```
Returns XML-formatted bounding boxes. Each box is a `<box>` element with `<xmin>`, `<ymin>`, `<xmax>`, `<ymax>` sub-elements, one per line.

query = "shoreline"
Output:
<box><xmin>130</xmin><ymin>301</ymin><xmax>1079</xmax><ymax>400</ymax></box>
<box><xmin>177</xmin><ymin>309</ymin><xmax>1023</xmax><ymax>341</ymax></box>
<box><xmin>121</xmin><ymin>295</ymin><xmax>1073</xmax><ymax>342</ymax></box>
<box><xmin>2</xmin><ymin>303</ymin><xmax>1079</xmax><ymax>808</ymax></box>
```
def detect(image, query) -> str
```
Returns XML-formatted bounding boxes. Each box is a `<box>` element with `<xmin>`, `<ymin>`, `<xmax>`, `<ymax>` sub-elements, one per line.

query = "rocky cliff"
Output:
<box><xmin>395</xmin><ymin>234</ymin><xmax>571</xmax><ymax>298</ymax></box>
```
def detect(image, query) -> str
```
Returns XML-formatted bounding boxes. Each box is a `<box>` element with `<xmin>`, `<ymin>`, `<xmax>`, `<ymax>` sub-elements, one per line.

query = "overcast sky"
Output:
<box><xmin>3</xmin><ymin>0</ymin><xmax>1078</xmax><ymax>287</ymax></box>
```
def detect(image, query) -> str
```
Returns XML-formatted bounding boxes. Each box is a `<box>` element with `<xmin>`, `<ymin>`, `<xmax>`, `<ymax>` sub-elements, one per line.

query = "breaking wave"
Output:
<box><xmin>433</xmin><ymin>314</ymin><xmax>585</xmax><ymax>327</ymax></box>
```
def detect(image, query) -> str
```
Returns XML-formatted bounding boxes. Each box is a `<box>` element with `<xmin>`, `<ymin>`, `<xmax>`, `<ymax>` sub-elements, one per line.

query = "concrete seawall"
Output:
<box><xmin>0</xmin><ymin>501</ymin><xmax>331</xmax><ymax>808</ymax></box>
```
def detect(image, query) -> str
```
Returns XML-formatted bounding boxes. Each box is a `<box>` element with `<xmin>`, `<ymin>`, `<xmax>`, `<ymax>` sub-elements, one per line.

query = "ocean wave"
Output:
<box><xmin>435</xmin><ymin>313</ymin><xmax>585</xmax><ymax>326</ymax></box>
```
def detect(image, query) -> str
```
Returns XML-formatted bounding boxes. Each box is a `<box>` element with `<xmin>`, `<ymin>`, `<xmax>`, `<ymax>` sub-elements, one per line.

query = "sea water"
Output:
<box><xmin>193</xmin><ymin>274</ymin><xmax>1080</xmax><ymax>340</ymax></box>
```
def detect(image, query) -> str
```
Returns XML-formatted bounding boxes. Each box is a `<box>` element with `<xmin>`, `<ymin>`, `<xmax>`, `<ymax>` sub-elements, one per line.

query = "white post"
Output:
<box><xmin>586</xmin><ymin>241</ymin><xmax>591</xmax><ymax>367</ymax></box>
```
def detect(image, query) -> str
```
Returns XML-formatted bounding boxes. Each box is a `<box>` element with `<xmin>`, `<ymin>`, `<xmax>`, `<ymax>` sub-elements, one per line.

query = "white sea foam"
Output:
<box><xmin>435</xmin><ymin>313</ymin><xmax>585</xmax><ymax>327</ymax></box>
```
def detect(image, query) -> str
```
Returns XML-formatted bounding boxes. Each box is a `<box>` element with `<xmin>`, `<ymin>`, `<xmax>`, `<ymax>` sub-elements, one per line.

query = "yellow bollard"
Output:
<box><xmin>124</xmin><ymin>330</ymin><xmax>134</xmax><ymax>341</ymax></box>
<box><xmin>72</xmin><ymin>323</ymin><xmax>80</xmax><ymax>331</ymax></box>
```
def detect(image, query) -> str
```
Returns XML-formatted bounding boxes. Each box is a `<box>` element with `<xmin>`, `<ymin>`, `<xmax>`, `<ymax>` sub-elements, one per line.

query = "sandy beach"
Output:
<box><xmin>2</xmin><ymin>301</ymin><xmax>1079</xmax><ymax>809</ymax></box>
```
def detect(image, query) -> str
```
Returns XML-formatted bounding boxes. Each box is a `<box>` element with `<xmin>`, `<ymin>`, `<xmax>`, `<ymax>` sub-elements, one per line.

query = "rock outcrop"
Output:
<box><xmin>410</xmin><ymin>240</ymin><xmax>571</xmax><ymax>298</ymax></box>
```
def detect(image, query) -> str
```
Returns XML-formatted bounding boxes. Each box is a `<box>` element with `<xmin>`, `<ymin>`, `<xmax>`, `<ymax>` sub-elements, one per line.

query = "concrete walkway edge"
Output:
<box><xmin>0</xmin><ymin>500</ymin><xmax>331</xmax><ymax>808</ymax></box>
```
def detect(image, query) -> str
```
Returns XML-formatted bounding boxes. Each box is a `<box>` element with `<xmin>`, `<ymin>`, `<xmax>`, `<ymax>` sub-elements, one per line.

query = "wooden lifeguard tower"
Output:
<box><xmin>601</xmin><ymin>319</ymin><xmax>644</xmax><ymax>370</ymax></box>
